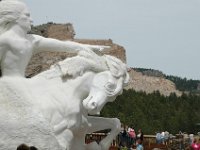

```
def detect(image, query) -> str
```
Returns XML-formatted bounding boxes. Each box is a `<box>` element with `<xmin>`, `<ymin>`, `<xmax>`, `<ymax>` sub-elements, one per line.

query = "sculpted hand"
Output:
<box><xmin>81</xmin><ymin>44</ymin><xmax>110</xmax><ymax>56</ymax></box>
<box><xmin>83</xmin><ymin>44</ymin><xmax>110</xmax><ymax>51</ymax></box>
<box><xmin>88</xmin><ymin>45</ymin><xmax>110</xmax><ymax>51</ymax></box>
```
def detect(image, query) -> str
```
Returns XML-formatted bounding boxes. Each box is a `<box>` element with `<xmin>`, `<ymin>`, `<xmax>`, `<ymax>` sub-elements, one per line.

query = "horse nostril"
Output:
<box><xmin>90</xmin><ymin>102</ymin><xmax>97</xmax><ymax>109</ymax></box>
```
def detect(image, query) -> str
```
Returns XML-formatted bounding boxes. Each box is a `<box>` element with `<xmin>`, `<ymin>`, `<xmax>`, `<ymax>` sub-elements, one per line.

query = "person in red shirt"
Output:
<box><xmin>191</xmin><ymin>138</ymin><xmax>200</xmax><ymax>150</ymax></box>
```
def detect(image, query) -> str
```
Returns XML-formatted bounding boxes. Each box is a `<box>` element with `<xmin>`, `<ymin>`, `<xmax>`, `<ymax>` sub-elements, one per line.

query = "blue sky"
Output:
<box><xmin>24</xmin><ymin>0</ymin><xmax>200</xmax><ymax>80</ymax></box>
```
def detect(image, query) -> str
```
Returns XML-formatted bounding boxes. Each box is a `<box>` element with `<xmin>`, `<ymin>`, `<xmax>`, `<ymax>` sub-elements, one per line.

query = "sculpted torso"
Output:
<box><xmin>0</xmin><ymin>31</ymin><xmax>35</xmax><ymax>77</ymax></box>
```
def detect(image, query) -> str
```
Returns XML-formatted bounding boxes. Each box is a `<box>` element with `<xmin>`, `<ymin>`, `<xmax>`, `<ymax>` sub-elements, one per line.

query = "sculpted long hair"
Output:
<box><xmin>0</xmin><ymin>0</ymin><xmax>27</xmax><ymax>34</ymax></box>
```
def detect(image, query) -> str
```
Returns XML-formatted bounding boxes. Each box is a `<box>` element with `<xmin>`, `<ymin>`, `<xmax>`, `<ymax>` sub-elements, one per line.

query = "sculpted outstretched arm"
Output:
<box><xmin>32</xmin><ymin>35</ymin><xmax>109</xmax><ymax>54</ymax></box>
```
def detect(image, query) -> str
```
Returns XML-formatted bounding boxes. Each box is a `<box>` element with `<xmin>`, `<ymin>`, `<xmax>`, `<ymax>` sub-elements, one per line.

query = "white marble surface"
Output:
<box><xmin>0</xmin><ymin>0</ymin><xmax>129</xmax><ymax>150</ymax></box>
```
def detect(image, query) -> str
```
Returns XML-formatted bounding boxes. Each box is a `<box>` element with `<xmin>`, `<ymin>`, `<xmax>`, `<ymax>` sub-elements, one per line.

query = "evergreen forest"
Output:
<box><xmin>101</xmin><ymin>89</ymin><xmax>200</xmax><ymax>135</ymax></box>
<box><xmin>165</xmin><ymin>75</ymin><xmax>200</xmax><ymax>93</ymax></box>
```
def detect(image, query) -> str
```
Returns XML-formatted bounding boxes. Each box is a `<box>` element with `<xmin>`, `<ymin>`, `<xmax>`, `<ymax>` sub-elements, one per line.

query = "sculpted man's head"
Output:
<box><xmin>0</xmin><ymin>0</ymin><xmax>31</xmax><ymax>33</ymax></box>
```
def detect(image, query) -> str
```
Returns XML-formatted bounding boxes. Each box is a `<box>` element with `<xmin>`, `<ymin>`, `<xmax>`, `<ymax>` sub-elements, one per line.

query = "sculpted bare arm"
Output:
<box><xmin>31</xmin><ymin>34</ymin><xmax>109</xmax><ymax>54</ymax></box>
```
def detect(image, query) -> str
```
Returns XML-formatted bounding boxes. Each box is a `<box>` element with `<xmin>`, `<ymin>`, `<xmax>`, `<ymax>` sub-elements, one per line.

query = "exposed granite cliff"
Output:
<box><xmin>26</xmin><ymin>23</ymin><xmax>182</xmax><ymax>96</ymax></box>
<box><xmin>127</xmin><ymin>68</ymin><xmax>182</xmax><ymax>96</ymax></box>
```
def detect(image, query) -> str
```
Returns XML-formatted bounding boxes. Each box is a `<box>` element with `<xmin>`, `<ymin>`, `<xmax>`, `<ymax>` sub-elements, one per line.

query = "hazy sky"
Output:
<box><xmin>24</xmin><ymin>0</ymin><xmax>200</xmax><ymax>80</ymax></box>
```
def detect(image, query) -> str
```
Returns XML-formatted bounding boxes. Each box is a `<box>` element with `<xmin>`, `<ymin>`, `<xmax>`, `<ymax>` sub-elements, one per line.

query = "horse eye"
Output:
<box><xmin>105</xmin><ymin>82</ymin><xmax>116</xmax><ymax>90</ymax></box>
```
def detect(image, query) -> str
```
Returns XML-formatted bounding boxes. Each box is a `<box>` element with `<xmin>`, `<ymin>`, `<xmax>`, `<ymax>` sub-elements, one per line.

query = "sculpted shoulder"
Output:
<box><xmin>0</xmin><ymin>30</ymin><xmax>19</xmax><ymax>46</ymax></box>
<box><xmin>0</xmin><ymin>31</ymin><xmax>36</xmax><ymax>45</ymax></box>
<box><xmin>27</xmin><ymin>34</ymin><xmax>41</xmax><ymax>44</ymax></box>
<box><xmin>0</xmin><ymin>32</ymin><xmax>11</xmax><ymax>53</ymax></box>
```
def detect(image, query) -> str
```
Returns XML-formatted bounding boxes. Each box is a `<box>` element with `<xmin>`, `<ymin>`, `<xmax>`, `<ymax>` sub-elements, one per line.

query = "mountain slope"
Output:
<box><xmin>27</xmin><ymin>22</ymin><xmax>200</xmax><ymax>96</ymax></box>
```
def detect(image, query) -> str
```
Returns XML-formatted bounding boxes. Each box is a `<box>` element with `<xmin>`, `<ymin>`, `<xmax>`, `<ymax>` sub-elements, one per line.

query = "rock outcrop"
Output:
<box><xmin>30</xmin><ymin>22</ymin><xmax>75</xmax><ymax>39</ymax></box>
<box><xmin>26</xmin><ymin>23</ymin><xmax>126</xmax><ymax>77</ymax></box>
<box><xmin>127</xmin><ymin>68</ymin><xmax>182</xmax><ymax>96</ymax></box>
<box><xmin>26</xmin><ymin>22</ymin><xmax>182</xmax><ymax>96</ymax></box>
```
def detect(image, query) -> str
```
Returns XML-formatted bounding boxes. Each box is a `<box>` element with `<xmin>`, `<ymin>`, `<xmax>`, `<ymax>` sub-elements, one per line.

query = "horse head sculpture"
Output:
<box><xmin>44</xmin><ymin>49</ymin><xmax>129</xmax><ymax>115</ymax></box>
<box><xmin>82</xmin><ymin>54</ymin><xmax>129</xmax><ymax>115</ymax></box>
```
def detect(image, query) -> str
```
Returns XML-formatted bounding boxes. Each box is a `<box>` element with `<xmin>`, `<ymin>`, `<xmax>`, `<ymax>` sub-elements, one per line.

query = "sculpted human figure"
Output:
<box><xmin>0</xmin><ymin>0</ymin><xmax>107</xmax><ymax>77</ymax></box>
<box><xmin>0</xmin><ymin>0</ymin><xmax>130</xmax><ymax>150</ymax></box>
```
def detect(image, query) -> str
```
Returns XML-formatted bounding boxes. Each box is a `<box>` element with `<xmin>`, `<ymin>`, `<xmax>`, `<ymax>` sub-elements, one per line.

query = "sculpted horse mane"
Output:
<box><xmin>37</xmin><ymin>50</ymin><xmax>129</xmax><ymax>85</ymax></box>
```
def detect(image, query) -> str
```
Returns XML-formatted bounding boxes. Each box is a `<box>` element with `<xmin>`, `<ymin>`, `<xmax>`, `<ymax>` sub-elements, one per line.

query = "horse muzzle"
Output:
<box><xmin>83</xmin><ymin>96</ymin><xmax>98</xmax><ymax>112</ymax></box>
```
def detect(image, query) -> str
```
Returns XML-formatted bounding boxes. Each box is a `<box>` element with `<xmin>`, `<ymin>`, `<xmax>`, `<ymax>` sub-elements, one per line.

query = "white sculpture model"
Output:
<box><xmin>0</xmin><ymin>0</ymin><xmax>129</xmax><ymax>150</ymax></box>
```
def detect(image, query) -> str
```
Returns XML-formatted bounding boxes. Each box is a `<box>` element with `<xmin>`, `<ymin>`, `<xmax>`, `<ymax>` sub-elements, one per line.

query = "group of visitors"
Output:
<box><xmin>173</xmin><ymin>132</ymin><xmax>200</xmax><ymax>150</ymax></box>
<box><xmin>155</xmin><ymin>131</ymin><xmax>200</xmax><ymax>150</ymax></box>
<box><xmin>155</xmin><ymin>131</ymin><xmax>170</xmax><ymax>144</ymax></box>
<box><xmin>119</xmin><ymin>124</ymin><xmax>144</xmax><ymax>150</ymax></box>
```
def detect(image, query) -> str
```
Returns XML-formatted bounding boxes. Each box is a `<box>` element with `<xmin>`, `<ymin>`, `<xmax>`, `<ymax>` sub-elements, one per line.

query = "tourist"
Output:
<box><xmin>160</xmin><ymin>131</ymin><xmax>165</xmax><ymax>144</ymax></box>
<box><xmin>136</xmin><ymin>139</ymin><xmax>143</xmax><ymax>150</ymax></box>
<box><xmin>128</xmin><ymin>126</ymin><xmax>136</xmax><ymax>147</ymax></box>
<box><xmin>189</xmin><ymin>134</ymin><xmax>194</xmax><ymax>145</ymax></box>
<box><xmin>0</xmin><ymin>0</ymin><xmax>108</xmax><ymax>77</ymax></box>
<box><xmin>191</xmin><ymin>138</ymin><xmax>200</xmax><ymax>150</ymax></box>
<box><xmin>136</xmin><ymin>129</ymin><xmax>144</xmax><ymax>143</ymax></box>
<box><xmin>198</xmin><ymin>138</ymin><xmax>200</xmax><ymax>149</ymax></box>
<box><xmin>164</xmin><ymin>131</ymin><xmax>169</xmax><ymax>145</ymax></box>
<box><xmin>156</xmin><ymin>132</ymin><xmax>162</xmax><ymax>144</ymax></box>
<box><xmin>119</xmin><ymin>124</ymin><xmax>128</xmax><ymax>148</ymax></box>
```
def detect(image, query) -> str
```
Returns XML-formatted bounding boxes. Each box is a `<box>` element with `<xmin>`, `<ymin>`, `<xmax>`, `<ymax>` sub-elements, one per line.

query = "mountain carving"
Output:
<box><xmin>26</xmin><ymin>23</ymin><xmax>182</xmax><ymax>96</ymax></box>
